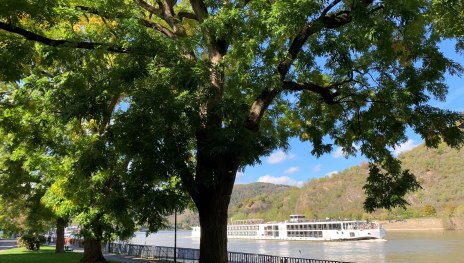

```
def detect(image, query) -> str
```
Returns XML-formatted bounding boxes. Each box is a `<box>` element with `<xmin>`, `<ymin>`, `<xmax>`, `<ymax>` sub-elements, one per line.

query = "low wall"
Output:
<box><xmin>379</xmin><ymin>218</ymin><xmax>443</xmax><ymax>231</ymax></box>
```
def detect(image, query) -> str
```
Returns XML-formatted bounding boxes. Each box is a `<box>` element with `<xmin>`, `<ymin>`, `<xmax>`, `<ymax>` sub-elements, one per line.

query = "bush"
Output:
<box><xmin>17</xmin><ymin>234</ymin><xmax>46</xmax><ymax>250</ymax></box>
<box><xmin>423</xmin><ymin>205</ymin><xmax>437</xmax><ymax>217</ymax></box>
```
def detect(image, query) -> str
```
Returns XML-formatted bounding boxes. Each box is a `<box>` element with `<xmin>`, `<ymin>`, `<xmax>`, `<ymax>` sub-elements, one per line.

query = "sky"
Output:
<box><xmin>236</xmin><ymin>41</ymin><xmax>464</xmax><ymax>187</ymax></box>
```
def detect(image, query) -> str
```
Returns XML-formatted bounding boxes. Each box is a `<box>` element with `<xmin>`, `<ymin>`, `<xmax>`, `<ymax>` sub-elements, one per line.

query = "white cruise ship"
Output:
<box><xmin>192</xmin><ymin>214</ymin><xmax>386</xmax><ymax>241</ymax></box>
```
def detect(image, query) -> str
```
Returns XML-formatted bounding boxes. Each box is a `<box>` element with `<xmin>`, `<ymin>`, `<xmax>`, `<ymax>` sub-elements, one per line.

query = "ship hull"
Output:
<box><xmin>192</xmin><ymin>219</ymin><xmax>386</xmax><ymax>241</ymax></box>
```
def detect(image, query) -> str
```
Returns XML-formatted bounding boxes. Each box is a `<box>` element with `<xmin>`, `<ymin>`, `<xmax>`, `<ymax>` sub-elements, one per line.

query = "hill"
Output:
<box><xmin>174</xmin><ymin>143</ymin><xmax>464</xmax><ymax>228</ymax></box>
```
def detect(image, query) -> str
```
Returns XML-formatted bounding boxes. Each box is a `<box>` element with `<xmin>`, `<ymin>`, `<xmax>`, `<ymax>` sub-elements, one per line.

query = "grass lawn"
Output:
<box><xmin>0</xmin><ymin>246</ymin><xmax>121</xmax><ymax>263</ymax></box>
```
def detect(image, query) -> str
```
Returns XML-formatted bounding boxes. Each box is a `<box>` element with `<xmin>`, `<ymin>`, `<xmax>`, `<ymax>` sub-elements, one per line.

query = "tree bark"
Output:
<box><xmin>191</xmin><ymin>136</ymin><xmax>239</xmax><ymax>263</ymax></box>
<box><xmin>55</xmin><ymin>217</ymin><xmax>66</xmax><ymax>253</ymax></box>
<box><xmin>80</xmin><ymin>224</ymin><xmax>106</xmax><ymax>263</ymax></box>
<box><xmin>196</xmin><ymin>190</ymin><xmax>230</xmax><ymax>263</ymax></box>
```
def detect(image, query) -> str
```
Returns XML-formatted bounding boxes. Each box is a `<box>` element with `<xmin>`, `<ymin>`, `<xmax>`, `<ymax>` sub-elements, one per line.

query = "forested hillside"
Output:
<box><xmin>175</xmin><ymin>143</ymin><xmax>464</xmax><ymax>228</ymax></box>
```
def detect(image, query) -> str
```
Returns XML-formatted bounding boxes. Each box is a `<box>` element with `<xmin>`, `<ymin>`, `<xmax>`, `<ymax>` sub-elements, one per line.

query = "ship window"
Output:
<box><xmin>350</xmin><ymin>232</ymin><xmax>355</xmax><ymax>237</ymax></box>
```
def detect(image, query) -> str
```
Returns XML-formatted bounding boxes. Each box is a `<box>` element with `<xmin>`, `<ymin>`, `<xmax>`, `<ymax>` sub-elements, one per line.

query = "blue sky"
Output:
<box><xmin>236</xmin><ymin>41</ymin><xmax>464</xmax><ymax>187</ymax></box>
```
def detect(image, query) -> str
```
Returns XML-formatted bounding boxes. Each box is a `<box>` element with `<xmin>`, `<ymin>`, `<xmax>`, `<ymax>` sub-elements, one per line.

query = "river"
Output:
<box><xmin>129</xmin><ymin>230</ymin><xmax>463</xmax><ymax>263</ymax></box>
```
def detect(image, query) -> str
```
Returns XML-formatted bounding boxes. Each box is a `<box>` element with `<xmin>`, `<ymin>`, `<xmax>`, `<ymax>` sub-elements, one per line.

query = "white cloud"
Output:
<box><xmin>333</xmin><ymin>147</ymin><xmax>344</xmax><ymax>158</ymax></box>
<box><xmin>393</xmin><ymin>139</ymin><xmax>419</xmax><ymax>156</ymax></box>
<box><xmin>284</xmin><ymin>166</ymin><xmax>300</xmax><ymax>174</ymax></box>
<box><xmin>325</xmin><ymin>171</ymin><xmax>339</xmax><ymax>177</ymax></box>
<box><xmin>257</xmin><ymin>175</ymin><xmax>304</xmax><ymax>188</ymax></box>
<box><xmin>267</xmin><ymin>150</ymin><xmax>295</xmax><ymax>164</ymax></box>
<box><xmin>313</xmin><ymin>164</ymin><xmax>321</xmax><ymax>172</ymax></box>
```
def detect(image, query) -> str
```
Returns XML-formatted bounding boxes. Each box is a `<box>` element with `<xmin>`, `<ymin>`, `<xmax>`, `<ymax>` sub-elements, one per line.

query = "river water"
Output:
<box><xmin>129</xmin><ymin>230</ymin><xmax>463</xmax><ymax>263</ymax></box>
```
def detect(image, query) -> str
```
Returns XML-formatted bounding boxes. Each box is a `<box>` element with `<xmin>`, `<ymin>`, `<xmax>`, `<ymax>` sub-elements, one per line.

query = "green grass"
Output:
<box><xmin>0</xmin><ymin>246</ymin><xmax>121</xmax><ymax>263</ymax></box>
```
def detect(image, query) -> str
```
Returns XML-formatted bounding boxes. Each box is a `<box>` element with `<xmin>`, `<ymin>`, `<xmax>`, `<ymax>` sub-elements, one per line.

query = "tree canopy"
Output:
<box><xmin>1</xmin><ymin>0</ymin><xmax>464</xmax><ymax>262</ymax></box>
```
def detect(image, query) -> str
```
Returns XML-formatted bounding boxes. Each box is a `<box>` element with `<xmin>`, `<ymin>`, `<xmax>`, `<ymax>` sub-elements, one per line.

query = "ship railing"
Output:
<box><xmin>104</xmin><ymin>243</ymin><xmax>352</xmax><ymax>263</ymax></box>
<box><xmin>230</xmin><ymin>219</ymin><xmax>265</xmax><ymax>225</ymax></box>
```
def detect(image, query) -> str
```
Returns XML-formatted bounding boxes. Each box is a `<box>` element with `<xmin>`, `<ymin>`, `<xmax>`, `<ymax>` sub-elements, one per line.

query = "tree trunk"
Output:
<box><xmin>191</xmin><ymin>135</ymin><xmax>239</xmax><ymax>263</ymax></box>
<box><xmin>196</xmin><ymin>192</ymin><xmax>230</xmax><ymax>263</ymax></box>
<box><xmin>80</xmin><ymin>223</ymin><xmax>106</xmax><ymax>263</ymax></box>
<box><xmin>55</xmin><ymin>217</ymin><xmax>66</xmax><ymax>253</ymax></box>
<box><xmin>80</xmin><ymin>236</ymin><xmax>106</xmax><ymax>263</ymax></box>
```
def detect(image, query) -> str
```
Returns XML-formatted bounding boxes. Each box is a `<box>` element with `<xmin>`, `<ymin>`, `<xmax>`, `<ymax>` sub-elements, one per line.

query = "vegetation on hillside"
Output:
<box><xmin>176</xmin><ymin>144</ymin><xmax>464</xmax><ymax>227</ymax></box>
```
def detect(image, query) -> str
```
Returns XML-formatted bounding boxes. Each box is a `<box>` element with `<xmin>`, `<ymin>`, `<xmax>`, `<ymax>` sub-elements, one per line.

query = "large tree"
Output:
<box><xmin>0</xmin><ymin>59</ymin><xmax>187</xmax><ymax>262</ymax></box>
<box><xmin>1</xmin><ymin>0</ymin><xmax>464</xmax><ymax>262</ymax></box>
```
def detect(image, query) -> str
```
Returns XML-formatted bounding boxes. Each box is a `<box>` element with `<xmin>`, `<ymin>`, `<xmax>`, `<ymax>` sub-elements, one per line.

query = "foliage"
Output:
<box><xmin>2</xmin><ymin>0</ymin><xmax>464</xmax><ymax>262</ymax></box>
<box><xmin>0</xmin><ymin>83</ymin><xmax>57</xmax><ymax>233</ymax></box>
<box><xmin>0</xmin><ymin>44</ymin><xmax>189</xmax><ymax>260</ymax></box>
<box><xmin>17</xmin><ymin>234</ymin><xmax>46</xmax><ymax>251</ymax></box>
<box><xmin>423</xmin><ymin>205</ymin><xmax>437</xmax><ymax>217</ymax></box>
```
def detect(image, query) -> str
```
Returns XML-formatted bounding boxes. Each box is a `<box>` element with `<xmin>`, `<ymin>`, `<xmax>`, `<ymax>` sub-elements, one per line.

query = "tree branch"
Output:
<box><xmin>76</xmin><ymin>5</ymin><xmax>175</xmax><ymax>38</ymax></box>
<box><xmin>277</xmin><ymin>22</ymin><xmax>321</xmax><ymax>78</ymax></box>
<box><xmin>278</xmin><ymin>9</ymin><xmax>353</xmax><ymax>79</ymax></box>
<box><xmin>0</xmin><ymin>22</ymin><xmax>130</xmax><ymax>54</ymax></box>
<box><xmin>140</xmin><ymin>19</ymin><xmax>175</xmax><ymax>37</ymax></box>
<box><xmin>321</xmin><ymin>0</ymin><xmax>342</xmax><ymax>16</ymax></box>
<box><xmin>99</xmin><ymin>93</ymin><xmax>121</xmax><ymax>134</ymax></box>
<box><xmin>134</xmin><ymin>0</ymin><xmax>187</xmax><ymax>35</ymax></box>
<box><xmin>283</xmin><ymin>81</ymin><xmax>340</xmax><ymax>105</ymax></box>
<box><xmin>134</xmin><ymin>0</ymin><xmax>162</xmax><ymax>17</ymax></box>
<box><xmin>245</xmin><ymin>1</ymin><xmax>375</xmax><ymax>132</ymax></box>
<box><xmin>189</xmin><ymin>0</ymin><xmax>208</xmax><ymax>22</ymax></box>
<box><xmin>244</xmin><ymin>89</ymin><xmax>280</xmax><ymax>132</ymax></box>
<box><xmin>177</xmin><ymin>11</ymin><xmax>198</xmax><ymax>21</ymax></box>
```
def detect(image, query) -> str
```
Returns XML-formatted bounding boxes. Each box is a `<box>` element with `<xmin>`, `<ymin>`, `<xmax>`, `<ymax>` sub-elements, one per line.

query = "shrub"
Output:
<box><xmin>17</xmin><ymin>234</ymin><xmax>46</xmax><ymax>250</ymax></box>
<box><xmin>423</xmin><ymin>205</ymin><xmax>437</xmax><ymax>217</ymax></box>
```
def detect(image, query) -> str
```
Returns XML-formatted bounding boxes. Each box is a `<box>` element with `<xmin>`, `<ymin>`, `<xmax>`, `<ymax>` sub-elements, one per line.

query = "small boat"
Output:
<box><xmin>192</xmin><ymin>214</ymin><xmax>386</xmax><ymax>241</ymax></box>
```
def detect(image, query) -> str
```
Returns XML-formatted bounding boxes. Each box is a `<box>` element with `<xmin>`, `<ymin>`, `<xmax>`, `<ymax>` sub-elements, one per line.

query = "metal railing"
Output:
<box><xmin>104</xmin><ymin>243</ymin><xmax>352</xmax><ymax>263</ymax></box>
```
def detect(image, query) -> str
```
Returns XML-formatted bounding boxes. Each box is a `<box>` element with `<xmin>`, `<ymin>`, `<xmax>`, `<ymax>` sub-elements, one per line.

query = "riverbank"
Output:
<box><xmin>380</xmin><ymin>217</ymin><xmax>464</xmax><ymax>231</ymax></box>
<box><xmin>380</xmin><ymin>218</ymin><xmax>443</xmax><ymax>231</ymax></box>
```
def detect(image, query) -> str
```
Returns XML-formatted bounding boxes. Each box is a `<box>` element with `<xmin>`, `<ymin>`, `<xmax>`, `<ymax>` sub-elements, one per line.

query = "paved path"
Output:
<box><xmin>72</xmin><ymin>248</ymin><xmax>156</xmax><ymax>263</ymax></box>
<box><xmin>103</xmin><ymin>253</ymin><xmax>157</xmax><ymax>262</ymax></box>
<box><xmin>0</xmin><ymin>239</ymin><xmax>16</xmax><ymax>251</ymax></box>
